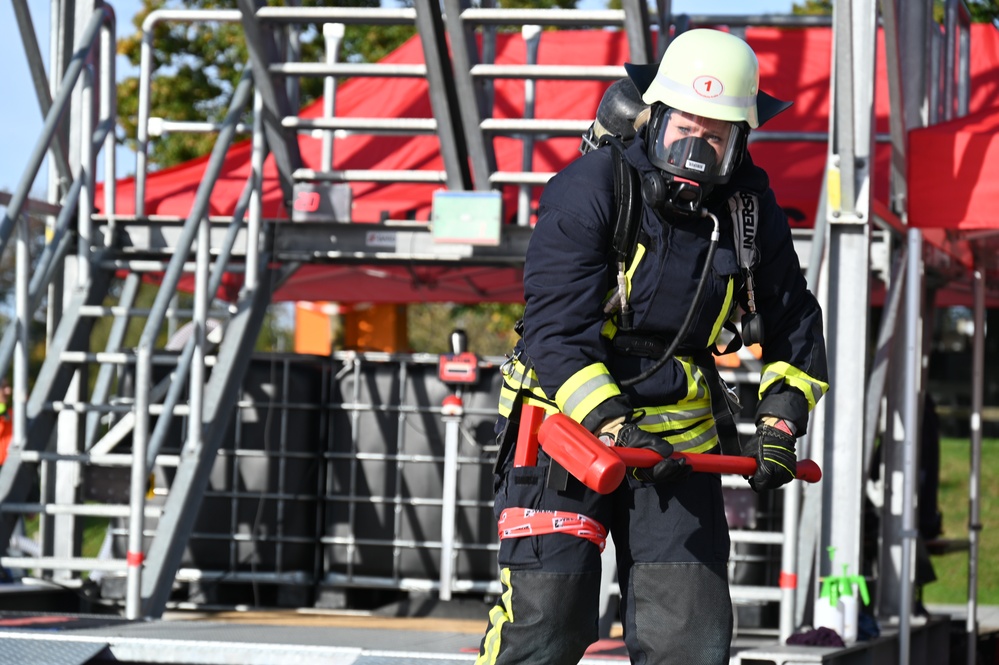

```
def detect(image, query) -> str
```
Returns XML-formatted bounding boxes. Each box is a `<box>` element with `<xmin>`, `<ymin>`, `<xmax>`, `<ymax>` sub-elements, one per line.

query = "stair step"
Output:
<box><xmin>77</xmin><ymin>306</ymin><xmax>196</xmax><ymax>318</ymax></box>
<box><xmin>42</xmin><ymin>400</ymin><xmax>192</xmax><ymax>416</ymax></box>
<box><xmin>16</xmin><ymin>451</ymin><xmax>180</xmax><ymax>467</ymax></box>
<box><xmin>292</xmin><ymin>168</ymin><xmax>447</xmax><ymax>183</ymax></box>
<box><xmin>926</xmin><ymin>538</ymin><xmax>971</xmax><ymax>555</ymax></box>
<box><xmin>0</xmin><ymin>502</ymin><xmax>164</xmax><ymax>519</ymax></box>
<box><xmin>730</xmin><ymin>531</ymin><xmax>785</xmax><ymax>546</ymax></box>
<box><xmin>58</xmin><ymin>351</ymin><xmax>217</xmax><ymax>366</ymax></box>
<box><xmin>0</xmin><ymin>556</ymin><xmax>128</xmax><ymax>573</ymax></box>
<box><xmin>281</xmin><ymin>116</ymin><xmax>437</xmax><ymax>134</ymax></box>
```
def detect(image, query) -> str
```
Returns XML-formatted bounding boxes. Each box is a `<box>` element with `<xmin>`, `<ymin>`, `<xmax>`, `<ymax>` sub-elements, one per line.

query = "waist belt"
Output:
<box><xmin>613</xmin><ymin>332</ymin><xmax>707</xmax><ymax>362</ymax></box>
<box><xmin>612</xmin><ymin>332</ymin><xmax>667</xmax><ymax>358</ymax></box>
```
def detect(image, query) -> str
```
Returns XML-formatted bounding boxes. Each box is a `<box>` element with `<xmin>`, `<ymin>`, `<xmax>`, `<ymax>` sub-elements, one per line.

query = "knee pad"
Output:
<box><xmin>623</xmin><ymin>562</ymin><xmax>733</xmax><ymax>665</ymax></box>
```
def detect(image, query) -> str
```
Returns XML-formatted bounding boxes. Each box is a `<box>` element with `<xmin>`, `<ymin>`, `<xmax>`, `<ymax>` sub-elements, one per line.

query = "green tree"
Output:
<box><xmin>791</xmin><ymin>0</ymin><xmax>832</xmax><ymax>15</ymax></box>
<box><xmin>409</xmin><ymin>302</ymin><xmax>524</xmax><ymax>356</ymax></box>
<box><xmin>952</xmin><ymin>0</ymin><xmax>998</xmax><ymax>23</ymax></box>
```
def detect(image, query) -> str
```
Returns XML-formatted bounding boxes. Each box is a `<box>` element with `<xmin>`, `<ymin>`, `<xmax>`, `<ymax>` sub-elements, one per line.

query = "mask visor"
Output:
<box><xmin>648</xmin><ymin>109</ymin><xmax>743</xmax><ymax>184</ymax></box>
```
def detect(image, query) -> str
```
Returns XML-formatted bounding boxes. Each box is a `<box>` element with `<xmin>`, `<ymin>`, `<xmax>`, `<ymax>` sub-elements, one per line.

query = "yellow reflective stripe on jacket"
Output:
<box><xmin>678</xmin><ymin>356</ymin><xmax>710</xmax><ymax>402</ymax></box>
<box><xmin>555</xmin><ymin>363</ymin><xmax>620</xmax><ymax>424</ymax></box>
<box><xmin>624</xmin><ymin>243</ymin><xmax>646</xmax><ymax>302</ymax></box>
<box><xmin>759</xmin><ymin>361</ymin><xmax>829</xmax><ymax>411</ymax></box>
<box><xmin>600</xmin><ymin>243</ymin><xmax>648</xmax><ymax>340</ymax></box>
<box><xmin>475</xmin><ymin>567</ymin><xmax>514</xmax><ymax>665</ymax></box>
<box><xmin>498</xmin><ymin>358</ymin><xmax>558</xmax><ymax>418</ymax></box>
<box><xmin>600</xmin><ymin>318</ymin><xmax>618</xmax><ymax>339</ymax></box>
<box><xmin>640</xmin><ymin>402</ymin><xmax>713</xmax><ymax>431</ymax></box>
<box><xmin>638</xmin><ymin>410</ymin><xmax>718</xmax><ymax>453</ymax></box>
<box><xmin>635</xmin><ymin>358</ymin><xmax>718</xmax><ymax>453</ymax></box>
<box><xmin>708</xmin><ymin>277</ymin><xmax>735</xmax><ymax>346</ymax></box>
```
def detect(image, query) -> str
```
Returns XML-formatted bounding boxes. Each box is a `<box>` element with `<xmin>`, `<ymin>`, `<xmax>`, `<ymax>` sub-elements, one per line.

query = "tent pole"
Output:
<box><xmin>898</xmin><ymin>227</ymin><xmax>922</xmax><ymax>665</ymax></box>
<box><xmin>966</xmin><ymin>265</ymin><xmax>984</xmax><ymax>665</ymax></box>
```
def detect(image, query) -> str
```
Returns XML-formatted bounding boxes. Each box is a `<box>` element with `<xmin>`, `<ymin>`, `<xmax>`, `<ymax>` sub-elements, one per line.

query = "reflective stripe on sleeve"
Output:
<box><xmin>498</xmin><ymin>358</ymin><xmax>558</xmax><ymax>418</ymax></box>
<box><xmin>759</xmin><ymin>361</ymin><xmax>829</xmax><ymax>411</ymax></box>
<box><xmin>555</xmin><ymin>363</ymin><xmax>621</xmax><ymax>424</ymax></box>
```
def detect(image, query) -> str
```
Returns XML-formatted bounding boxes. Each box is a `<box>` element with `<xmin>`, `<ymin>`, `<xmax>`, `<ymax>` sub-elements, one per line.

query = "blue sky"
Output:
<box><xmin>0</xmin><ymin>0</ymin><xmax>795</xmax><ymax>197</ymax></box>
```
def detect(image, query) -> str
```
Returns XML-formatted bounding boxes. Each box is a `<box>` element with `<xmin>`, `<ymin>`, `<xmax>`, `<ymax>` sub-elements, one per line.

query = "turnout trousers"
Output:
<box><xmin>474</xmin><ymin>450</ymin><xmax>733</xmax><ymax>665</ymax></box>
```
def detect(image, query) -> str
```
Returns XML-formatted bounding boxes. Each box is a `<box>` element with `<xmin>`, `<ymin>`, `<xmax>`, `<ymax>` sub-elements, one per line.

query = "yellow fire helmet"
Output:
<box><xmin>624</xmin><ymin>28</ymin><xmax>791</xmax><ymax>129</ymax></box>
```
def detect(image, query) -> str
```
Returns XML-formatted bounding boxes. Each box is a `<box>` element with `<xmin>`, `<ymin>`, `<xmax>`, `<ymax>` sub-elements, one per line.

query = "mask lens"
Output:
<box><xmin>655</xmin><ymin>136</ymin><xmax>718</xmax><ymax>176</ymax></box>
<box><xmin>648</xmin><ymin>108</ymin><xmax>741</xmax><ymax>183</ymax></box>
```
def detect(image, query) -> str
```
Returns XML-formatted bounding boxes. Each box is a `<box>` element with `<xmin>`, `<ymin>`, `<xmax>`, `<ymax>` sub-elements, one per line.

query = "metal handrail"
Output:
<box><xmin>134</xmin><ymin>6</ymin><xmax>422</xmax><ymax>216</ymax></box>
<box><xmin>9</xmin><ymin>0</ymin><xmax>72</xmax><ymax>191</ymax></box>
<box><xmin>127</xmin><ymin>68</ymin><xmax>255</xmax><ymax>618</ymax></box>
<box><xmin>0</xmin><ymin>6</ymin><xmax>115</xmax><ymax>256</ymax></box>
<box><xmin>2</xmin><ymin>5</ymin><xmax>117</xmax><ymax>475</ymax></box>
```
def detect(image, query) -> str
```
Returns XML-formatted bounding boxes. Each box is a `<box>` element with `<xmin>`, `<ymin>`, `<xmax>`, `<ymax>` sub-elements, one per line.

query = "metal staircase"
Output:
<box><xmin>0</xmin><ymin>2</ymin><xmax>277</xmax><ymax>619</ymax></box>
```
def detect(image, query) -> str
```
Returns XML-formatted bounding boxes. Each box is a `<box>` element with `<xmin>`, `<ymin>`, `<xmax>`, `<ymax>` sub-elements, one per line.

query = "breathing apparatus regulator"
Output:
<box><xmin>584</xmin><ymin>29</ymin><xmax>794</xmax><ymax>383</ymax></box>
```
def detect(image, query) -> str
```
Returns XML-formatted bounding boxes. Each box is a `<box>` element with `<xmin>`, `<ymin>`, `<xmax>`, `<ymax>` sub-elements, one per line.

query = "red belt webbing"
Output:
<box><xmin>497</xmin><ymin>508</ymin><xmax>608</xmax><ymax>552</ymax></box>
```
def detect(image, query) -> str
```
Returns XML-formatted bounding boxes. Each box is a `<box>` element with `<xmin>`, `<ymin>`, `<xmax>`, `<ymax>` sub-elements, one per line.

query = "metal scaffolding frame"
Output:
<box><xmin>0</xmin><ymin>1</ymin><xmax>990</xmax><ymax>661</ymax></box>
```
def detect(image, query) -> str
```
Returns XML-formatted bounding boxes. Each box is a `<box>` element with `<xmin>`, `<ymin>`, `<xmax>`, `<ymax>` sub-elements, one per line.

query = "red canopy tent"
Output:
<box><xmin>97</xmin><ymin>24</ymin><xmax>999</xmax><ymax>304</ymax></box>
<box><xmin>905</xmin><ymin>23</ymin><xmax>999</xmax><ymax>293</ymax></box>
<box><xmin>909</xmin><ymin>105</ymin><xmax>999</xmax><ymax>232</ymax></box>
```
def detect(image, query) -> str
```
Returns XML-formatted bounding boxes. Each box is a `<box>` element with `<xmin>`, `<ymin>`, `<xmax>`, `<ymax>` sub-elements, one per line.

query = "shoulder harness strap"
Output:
<box><xmin>726</xmin><ymin>191</ymin><xmax>764</xmax><ymax>346</ymax></box>
<box><xmin>601</xmin><ymin>135</ymin><xmax>643</xmax><ymax>331</ymax></box>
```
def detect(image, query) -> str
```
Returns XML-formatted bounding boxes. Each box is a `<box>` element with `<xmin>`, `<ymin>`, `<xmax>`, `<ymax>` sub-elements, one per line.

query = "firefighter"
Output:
<box><xmin>475</xmin><ymin>28</ymin><xmax>829</xmax><ymax>665</ymax></box>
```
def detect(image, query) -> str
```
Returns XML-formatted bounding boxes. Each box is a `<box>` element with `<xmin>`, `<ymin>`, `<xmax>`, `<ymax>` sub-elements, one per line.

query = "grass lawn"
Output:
<box><xmin>922</xmin><ymin>436</ymin><xmax>999</xmax><ymax>605</ymax></box>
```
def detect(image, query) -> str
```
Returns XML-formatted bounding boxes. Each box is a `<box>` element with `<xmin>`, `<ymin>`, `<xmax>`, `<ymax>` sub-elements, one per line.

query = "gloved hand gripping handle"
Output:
<box><xmin>537</xmin><ymin>414</ymin><xmax>821</xmax><ymax>494</ymax></box>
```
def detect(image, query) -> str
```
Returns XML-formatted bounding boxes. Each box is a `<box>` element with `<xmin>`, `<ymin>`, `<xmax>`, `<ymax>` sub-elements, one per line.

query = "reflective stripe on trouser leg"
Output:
<box><xmin>475</xmin><ymin>568</ymin><xmax>601</xmax><ymax>665</ymax></box>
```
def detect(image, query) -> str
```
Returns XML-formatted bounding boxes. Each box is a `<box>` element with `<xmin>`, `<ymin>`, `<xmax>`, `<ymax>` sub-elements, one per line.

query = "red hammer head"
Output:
<box><xmin>537</xmin><ymin>414</ymin><xmax>626</xmax><ymax>494</ymax></box>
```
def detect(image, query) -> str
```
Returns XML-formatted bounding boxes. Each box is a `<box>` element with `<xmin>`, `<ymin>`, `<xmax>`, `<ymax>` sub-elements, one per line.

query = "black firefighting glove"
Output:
<box><xmin>742</xmin><ymin>417</ymin><xmax>797</xmax><ymax>492</ymax></box>
<box><xmin>613</xmin><ymin>422</ymin><xmax>690</xmax><ymax>484</ymax></box>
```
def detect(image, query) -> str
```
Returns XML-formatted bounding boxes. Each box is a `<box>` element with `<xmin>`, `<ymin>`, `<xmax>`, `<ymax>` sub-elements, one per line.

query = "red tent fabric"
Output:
<box><xmin>909</xmin><ymin>104</ymin><xmax>999</xmax><ymax>231</ymax></box>
<box><xmin>908</xmin><ymin>22</ymin><xmax>999</xmax><ymax>231</ymax></box>
<box><xmin>97</xmin><ymin>24</ymin><xmax>999</xmax><ymax>303</ymax></box>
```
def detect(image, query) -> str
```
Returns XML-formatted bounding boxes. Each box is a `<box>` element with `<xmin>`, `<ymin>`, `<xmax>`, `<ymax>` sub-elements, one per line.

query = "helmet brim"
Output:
<box><xmin>624</xmin><ymin>61</ymin><xmax>793</xmax><ymax>127</ymax></box>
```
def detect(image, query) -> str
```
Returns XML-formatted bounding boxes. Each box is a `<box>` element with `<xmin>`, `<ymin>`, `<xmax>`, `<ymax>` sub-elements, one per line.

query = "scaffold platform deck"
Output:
<box><xmin>1</xmin><ymin>603</ymin><xmax>996</xmax><ymax>665</ymax></box>
<box><xmin>0</xmin><ymin>607</ymin><xmax>633</xmax><ymax>665</ymax></box>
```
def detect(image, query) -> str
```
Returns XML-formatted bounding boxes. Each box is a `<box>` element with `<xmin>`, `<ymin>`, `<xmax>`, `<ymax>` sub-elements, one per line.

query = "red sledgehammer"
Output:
<box><xmin>536</xmin><ymin>413</ymin><xmax>822</xmax><ymax>495</ymax></box>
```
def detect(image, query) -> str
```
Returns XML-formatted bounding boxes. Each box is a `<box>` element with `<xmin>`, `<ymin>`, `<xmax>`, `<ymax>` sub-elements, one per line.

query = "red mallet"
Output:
<box><xmin>537</xmin><ymin>413</ymin><xmax>821</xmax><ymax>494</ymax></box>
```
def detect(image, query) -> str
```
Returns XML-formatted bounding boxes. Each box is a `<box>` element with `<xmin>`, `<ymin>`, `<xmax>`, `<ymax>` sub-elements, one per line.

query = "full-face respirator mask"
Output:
<box><xmin>640</xmin><ymin>104</ymin><xmax>746</xmax><ymax>217</ymax></box>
